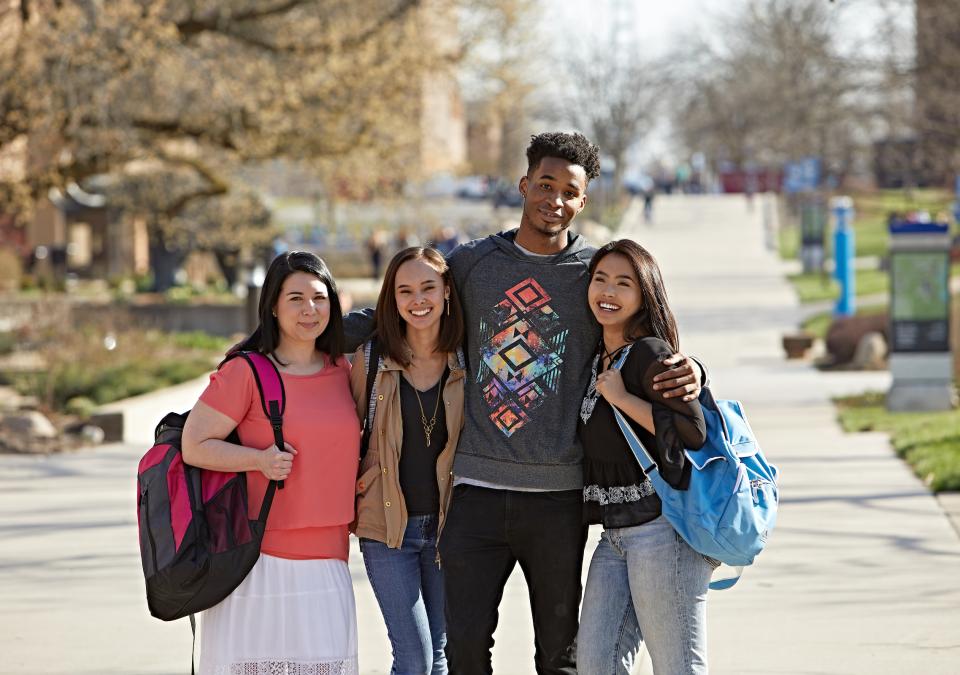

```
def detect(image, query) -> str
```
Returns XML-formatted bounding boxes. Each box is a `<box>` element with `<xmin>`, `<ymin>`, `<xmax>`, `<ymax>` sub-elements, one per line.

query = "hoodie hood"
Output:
<box><xmin>490</xmin><ymin>229</ymin><xmax>594</xmax><ymax>267</ymax></box>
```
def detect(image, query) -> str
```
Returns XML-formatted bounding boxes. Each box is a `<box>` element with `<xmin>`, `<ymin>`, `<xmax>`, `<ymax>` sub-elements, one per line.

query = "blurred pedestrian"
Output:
<box><xmin>433</xmin><ymin>226</ymin><xmax>461</xmax><ymax>257</ymax></box>
<box><xmin>643</xmin><ymin>187</ymin><xmax>655</xmax><ymax>225</ymax></box>
<box><xmin>366</xmin><ymin>230</ymin><xmax>387</xmax><ymax>279</ymax></box>
<box><xmin>394</xmin><ymin>228</ymin><xmax>420</xmax><ymax>255</ymax></box>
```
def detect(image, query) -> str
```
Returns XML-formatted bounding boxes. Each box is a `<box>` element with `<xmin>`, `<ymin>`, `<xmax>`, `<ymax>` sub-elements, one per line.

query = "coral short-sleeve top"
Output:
<box><xmin>199</xmin><ymin>354</ymin><xmax>360</xmax><ymax>561</ymax></box>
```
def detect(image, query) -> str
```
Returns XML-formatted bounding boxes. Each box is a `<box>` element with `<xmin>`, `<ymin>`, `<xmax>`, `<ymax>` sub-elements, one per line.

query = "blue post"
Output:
<box><xmin>832</xmin><ymin>196</ymin><xmax>855</xmax><ymax>317</ymax></box>
<box><xmin>953</xmin><ymin>174</ymin><xmax>960</xmax><ymax>225</ymax></box>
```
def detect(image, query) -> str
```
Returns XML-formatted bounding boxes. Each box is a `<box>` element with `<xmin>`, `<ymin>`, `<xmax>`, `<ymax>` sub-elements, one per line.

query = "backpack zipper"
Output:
<box><xmin>140</xmin><ymin>487</ymin><xmax>159</xmax><ymax>573</ymax></box>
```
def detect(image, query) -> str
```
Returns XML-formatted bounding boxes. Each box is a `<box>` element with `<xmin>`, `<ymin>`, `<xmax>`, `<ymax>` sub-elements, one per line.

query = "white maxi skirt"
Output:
<box><xmin>199</xmin><ymin>553</ymin><xmax>358</xmax><ymax>675</ymax></box>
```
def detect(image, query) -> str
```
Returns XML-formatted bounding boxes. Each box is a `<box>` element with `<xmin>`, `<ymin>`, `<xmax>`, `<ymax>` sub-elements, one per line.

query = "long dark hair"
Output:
<box><xmin>233</xmin><ymin>251</ymin><xmax>345</xmax><ymax>364</ymax></box>
<box><xmin>588</xmin><ymin>239</ymin><xmax>680</xmax><ymax>352</ymax></box>
<box><xmin>375</xmin><ymin>246</ymin><xmax>464</xmax><ymax>367</ymax></box>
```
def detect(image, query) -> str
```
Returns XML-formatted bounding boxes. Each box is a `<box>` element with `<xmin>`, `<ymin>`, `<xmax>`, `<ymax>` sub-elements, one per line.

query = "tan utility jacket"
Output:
<box><xmin>349</xmin><ymin>344</ymin><xmax>465</xmax><ymax>549</ymax></box>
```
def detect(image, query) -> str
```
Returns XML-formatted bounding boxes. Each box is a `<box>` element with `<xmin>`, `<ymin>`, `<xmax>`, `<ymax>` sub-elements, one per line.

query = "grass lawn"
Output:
<box><xmin>779</xmin><ymin>188</ymin><xmax>955</xmax><ymax>261</ymax></box>
<box><xmin>778</xmin><ymin>224</ymin><xmax>799</xmax><ymax>261</ymax></box>
<box><xmin>787</xmin><ymin>268</ymin><xmax>890</xmax><ymax>303</ymax></box>
<box><xmin>848</xmin><ymin>188</ymin><xmax>954</xmax><ymax>258</ymax></box>
<box><xmin>835</xmin><ymin>392</ymin><xmax>960</xmax><ymax>492</ymax></box>
<box><xmin>801</xmin><ymin>303</ymin><xmax>888</xmax><ymax>339</ymax></box>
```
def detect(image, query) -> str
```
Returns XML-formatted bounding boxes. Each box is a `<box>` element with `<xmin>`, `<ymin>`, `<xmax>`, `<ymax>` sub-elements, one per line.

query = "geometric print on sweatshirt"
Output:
<box><xmin>476</xmin><ymin>277</ymin><xmax>568</xmax><ymax>437</ymax></box>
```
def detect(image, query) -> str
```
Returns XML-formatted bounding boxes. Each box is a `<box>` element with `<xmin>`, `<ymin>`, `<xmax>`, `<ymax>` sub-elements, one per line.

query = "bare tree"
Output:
<box><xmin>458</xmin><ymin>0</ymin><xmax>546</xmax><ymax>180</ymax></box>
<box><xmin>552</xmin><ymin>18</ymin><xmax>660</xmax><ymax>201</ymax></box>
<box><xmin>915</xmin><ymin>0</ymin><xmax>960</xmax><ymax>185</ymax></box>
<box><xmin>667</xmin><ymin>0</ymin><xmax>864</xmax><ymax>178</ymax></box>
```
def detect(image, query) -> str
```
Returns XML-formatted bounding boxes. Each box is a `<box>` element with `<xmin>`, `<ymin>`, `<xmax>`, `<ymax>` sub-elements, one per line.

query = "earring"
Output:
<box><xmin>446</xmin><ymin>296</ymin><xmax>450</xmax><ymax>316</ymax></box>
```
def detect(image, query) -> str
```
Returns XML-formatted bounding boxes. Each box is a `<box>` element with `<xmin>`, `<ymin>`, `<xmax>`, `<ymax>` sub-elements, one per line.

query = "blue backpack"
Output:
<box><xmin>612</xmin><ymin>349</ymin><xmax>779</xmax><ymax>589</ymax></box>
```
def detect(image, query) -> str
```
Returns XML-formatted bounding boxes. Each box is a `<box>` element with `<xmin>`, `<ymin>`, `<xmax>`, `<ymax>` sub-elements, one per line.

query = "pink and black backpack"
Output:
<box><xmin>136</xmin><ymin>351</ymin><xmax>286</xmax><ymax>622</ymax></box>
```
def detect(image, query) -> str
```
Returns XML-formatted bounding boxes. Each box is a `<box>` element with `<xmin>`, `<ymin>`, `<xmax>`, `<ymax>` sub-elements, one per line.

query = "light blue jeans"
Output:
<box><xmin>577</xmin><ymin>516</ymin><xmax>714</xmax><ymax>675</ymax></box>
<box><xmin>360</xmin><ymin>514</ymin><xmax>447</xmax><ymax>675</ymax></box>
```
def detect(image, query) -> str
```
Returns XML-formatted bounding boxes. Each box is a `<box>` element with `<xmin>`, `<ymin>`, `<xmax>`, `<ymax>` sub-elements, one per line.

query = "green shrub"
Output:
<box><xmin>170</xmin><ymin>331</ymin><xmax>231</xmax><ymax>352</ymax></box>
<box><xmin>65</xmin><ymin>396</ymin><xmax>97</xmax><ymax>418</ymax></box>
<box><xmin>835</xmin><ymin>391</ymin><xmax>960</xmax><ymax>492</ymax></box>
<box><xmin>0</xmin><ymin>332</ymin><xmax>15</xmax><ymax>356</ymax></box>
<box><xmin>6</xmin><ymin>327</ymin><xmax>219</xmax><ymax>412</ymax></box>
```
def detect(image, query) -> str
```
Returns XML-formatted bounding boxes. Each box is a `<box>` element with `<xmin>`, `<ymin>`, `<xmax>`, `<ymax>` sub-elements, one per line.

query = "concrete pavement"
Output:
<box><xmin>1</xmin><ymin>194</ymin><xmax>958</xmax><ymax>673</ymax></box>
<box><xmin>628</xmin><ymin>194</ymin><xmax>960</xmax><ymax>674</ymax></box>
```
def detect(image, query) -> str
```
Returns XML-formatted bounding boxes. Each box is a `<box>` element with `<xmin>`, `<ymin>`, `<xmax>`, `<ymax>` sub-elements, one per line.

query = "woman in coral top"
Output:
<box><xmin>182</xmin><ymin>251</ymin><xmax>360</xmax><ymax>674</ymax></box>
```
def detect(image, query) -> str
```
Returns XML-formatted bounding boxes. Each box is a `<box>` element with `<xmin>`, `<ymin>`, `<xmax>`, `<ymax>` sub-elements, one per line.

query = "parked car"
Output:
<box><xmin>491</xmin><ymin>180</ymin><xmax>523</xmax><ymax>208</ymax></box>
<box><xmin>456</xmin><ymin>175</ymin><xmax>490</xmax><ymax>200</ymax></box>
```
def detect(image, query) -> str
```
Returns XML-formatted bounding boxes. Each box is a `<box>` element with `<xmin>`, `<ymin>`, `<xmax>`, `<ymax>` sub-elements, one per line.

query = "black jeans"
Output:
<box><xmin>438</xmin><ymin>484</ymin><xmax>588</xmax><ymax>675</ymax></box>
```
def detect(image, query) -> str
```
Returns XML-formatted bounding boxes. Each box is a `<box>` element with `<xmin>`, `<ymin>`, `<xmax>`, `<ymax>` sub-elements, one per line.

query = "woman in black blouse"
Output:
<box><xmin>577</xmin><ymin>239</ymin><xmax>712</xmax><ymax>675</ymax></box>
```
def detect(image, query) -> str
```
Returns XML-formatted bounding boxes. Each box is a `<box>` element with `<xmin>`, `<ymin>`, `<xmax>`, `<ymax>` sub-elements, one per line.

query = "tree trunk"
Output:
<box><xmin>148</xmin><ymin>241</ymin><xmax>185</xmax><ymax>292</ymax></box>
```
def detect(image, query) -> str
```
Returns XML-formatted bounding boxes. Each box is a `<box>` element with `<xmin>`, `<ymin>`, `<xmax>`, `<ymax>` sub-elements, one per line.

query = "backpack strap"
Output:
<box><xmin>610</xmin><ymin>345</ymin><xmax>659</xmax><ymax>475</ymax></box>
<box><xmin>228</xmin><ymin>351</ymin><xmax>287</xmax><ymax>516</ymax></box>
<box><xmin>360</xmin><ymin>338</ymin><xmax>382</xmax><ymax>461</ymax></box>
<box><xmin>189</xmin><ymin>613</ymin><xmax>197</xmax><ymax>675</ymax></box>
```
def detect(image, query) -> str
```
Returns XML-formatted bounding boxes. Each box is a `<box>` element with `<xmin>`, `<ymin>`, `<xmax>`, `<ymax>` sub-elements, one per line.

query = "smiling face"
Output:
<box><xmin>273</xmin><ymin>271</ymin><xmax>331</xmax><ymax>345</ymax></box>
<box><xmin>518</xmin><ymin>156</ymin><xmax>588</xmax><ymax>246</ymax></box>
<box><xmin>588</xmin><ymin>252</ymin><xmax>644</xmax><ymax>338</ymax></box>
<box><xmin>394</xmin><ymin>257</ymin><xmax>448</xmax><ymax>334</ymax></box>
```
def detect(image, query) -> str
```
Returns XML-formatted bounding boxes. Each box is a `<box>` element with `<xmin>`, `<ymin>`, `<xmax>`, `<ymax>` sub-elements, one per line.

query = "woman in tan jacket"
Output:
<box><xmin>349</xmin><ymin>246</ymin><xmax>465</xmax><ymax>674</ymax></box>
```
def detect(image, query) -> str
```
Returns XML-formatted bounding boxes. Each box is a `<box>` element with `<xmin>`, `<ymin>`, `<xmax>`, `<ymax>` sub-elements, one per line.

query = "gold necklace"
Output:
<box><xmin>412</xmin><ymin>379</ymin><xmax>442</xmax><ymax>446</ymax></box>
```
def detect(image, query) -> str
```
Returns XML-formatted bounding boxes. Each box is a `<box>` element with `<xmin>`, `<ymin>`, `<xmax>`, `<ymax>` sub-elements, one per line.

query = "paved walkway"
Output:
<box><xmin>2</xmin><ymin>194</ymin><xmax>958</xmax><ymax>673</ymax></box>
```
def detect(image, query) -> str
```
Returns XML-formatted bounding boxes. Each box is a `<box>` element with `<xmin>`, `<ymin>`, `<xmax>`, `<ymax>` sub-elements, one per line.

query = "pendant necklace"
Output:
<box><xmin>412</xmin><ymin>375</ymin><xmax>443</xmax><ymax>446</ymax></box>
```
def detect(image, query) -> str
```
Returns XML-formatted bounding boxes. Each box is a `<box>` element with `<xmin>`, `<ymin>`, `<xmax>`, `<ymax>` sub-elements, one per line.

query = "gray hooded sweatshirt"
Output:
<box><xmin>447</xmin><ymin>229</ymin><xmax>601</xmax><ymax>490</ymax></box>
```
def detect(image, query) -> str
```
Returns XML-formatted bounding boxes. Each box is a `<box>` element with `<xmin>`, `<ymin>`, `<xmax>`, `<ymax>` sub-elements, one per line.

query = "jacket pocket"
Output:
<box><xmin>353</xmin><ymin>463</ymin><xmax>384</xmax><ymax>535</ymax></box>
<box><xmin>356</xmin><ymin>464</ymin><xmax>381</xmax><ymax>495</ymax></box>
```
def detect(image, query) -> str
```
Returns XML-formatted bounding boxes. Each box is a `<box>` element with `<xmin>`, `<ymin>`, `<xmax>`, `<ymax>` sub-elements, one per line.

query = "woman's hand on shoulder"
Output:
<box><xmin>595</xmin><ymin>369</ymin><xmax>628</xmax><ymax>407</ymax></box>
<box><xmin>257</xmin><ymin>442</ymin><xmax>298</xmax><ymax>481</ymax></box>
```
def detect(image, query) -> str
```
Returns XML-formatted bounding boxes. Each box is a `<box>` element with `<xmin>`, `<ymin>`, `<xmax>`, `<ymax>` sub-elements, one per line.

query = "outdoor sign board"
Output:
<box><xmin>784</xmin><ymin>157</ymin><xmax>821</xmax><ymax>194</ymax></box>
<box><xmin>890</xmin><ymin>250</ymin><xmax>950</xmax><ymax>352</ymax></box>
<box><xmin>887</xmin><ymin>219</ymin><xmax>954</xmax><ymax>411</ymax></box>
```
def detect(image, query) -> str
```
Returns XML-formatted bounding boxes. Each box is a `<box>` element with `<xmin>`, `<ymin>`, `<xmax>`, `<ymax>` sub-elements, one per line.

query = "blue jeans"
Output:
<box><xmin>361</xmin><ymin>514</ymin><xmax>447</xmax><ymax>675</ymax></box>
<box><xmin>577</xmin><ymin>516</ymin><xmax>714</xmax><ymax>675</ymax></box>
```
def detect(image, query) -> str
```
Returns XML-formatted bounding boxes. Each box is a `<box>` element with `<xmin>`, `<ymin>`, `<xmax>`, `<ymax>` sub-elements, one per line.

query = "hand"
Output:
<box><xmin>651</xmin><ymin>354</ymin><xmax>702</xmax><ymax>402</ymax></box>
<box><xmin>259</xmin><ymin>442</ymin><xmax>298</xmax><ymax>481</ymax></box>
<box><xmin>595</xmin><ymin>369</ymin><xmax>628</xmax><ymax>407</ymax></box>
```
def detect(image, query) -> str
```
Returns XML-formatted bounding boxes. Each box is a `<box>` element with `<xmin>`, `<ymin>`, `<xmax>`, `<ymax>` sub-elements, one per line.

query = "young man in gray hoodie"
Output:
<box><xmin>435</xmin><ymin>132</ymin><xmax>702</xmax><ymax>674</ymax></box>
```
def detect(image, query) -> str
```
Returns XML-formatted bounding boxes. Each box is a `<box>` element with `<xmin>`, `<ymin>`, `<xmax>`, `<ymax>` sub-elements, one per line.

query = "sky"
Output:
<box><xmin>550</xmin><ymin>0</ymin><xmax>914</xmax><ymax>168</ymax></box>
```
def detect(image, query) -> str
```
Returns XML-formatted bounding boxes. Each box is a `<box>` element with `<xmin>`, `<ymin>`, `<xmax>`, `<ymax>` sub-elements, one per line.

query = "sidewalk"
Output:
<box><xmin>1</xmin><ymin>194</ymin><xmax>958</xmax><ymax>673</ymax></box>
<box><xmin>631</xmin><ymin>194</ymin><xmax>960</xmax><ymax>674</ymax></box>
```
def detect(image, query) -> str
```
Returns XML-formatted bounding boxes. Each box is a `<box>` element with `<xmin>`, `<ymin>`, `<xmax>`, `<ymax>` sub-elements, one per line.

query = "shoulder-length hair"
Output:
<box><xmin>588</xmin><ymin>239</ymin><xmax>680</xmax><ymax>352</ymax></box>
<box><xmin>233</xmin><ymin>251</ymin><xmax>345</xmax><ymax>365</ymax></box>
<box><xmin>375</xmin><ymin>246</ymin><xmax>464</xmax><ymax>366</ymax></box>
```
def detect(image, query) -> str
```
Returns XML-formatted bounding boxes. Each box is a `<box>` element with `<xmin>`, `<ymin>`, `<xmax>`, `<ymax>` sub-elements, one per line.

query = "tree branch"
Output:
<box><xmin>154</xmin><ymin>154</ymin><xmax>229</xmax><ymax>217</ymax></box>
<box><xmin>177</xmin><ymin>0</ymin><xmax>312</xmax><ymax>37</ymax></box>
<box><xmin>129</xmin><ymin>118</ymin><xmax>241</xmax><ymax>152</ymax></box>
<box><xmin>176</xmin><ymin>0</ymin><xmax>421</xmax><ymax>55</ymax></box>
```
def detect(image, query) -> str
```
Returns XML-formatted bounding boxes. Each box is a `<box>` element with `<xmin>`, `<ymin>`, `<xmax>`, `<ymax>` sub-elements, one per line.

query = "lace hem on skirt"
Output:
<box><xmin>212</xmin><ymin>659</ymin><xmax>358</xmax><ymax>675</ymax></box>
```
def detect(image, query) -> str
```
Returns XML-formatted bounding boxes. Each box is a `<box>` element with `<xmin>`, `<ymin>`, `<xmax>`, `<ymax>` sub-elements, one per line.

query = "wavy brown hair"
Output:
<box><xmin>375</xmin><ymin>246</ymin><xmax>464</xmax><ymax>366</ymax></box>
<box><xmin>588</xmin><ymin>239</ymin><xmax>680</xmax><ymax>352</ymax></box>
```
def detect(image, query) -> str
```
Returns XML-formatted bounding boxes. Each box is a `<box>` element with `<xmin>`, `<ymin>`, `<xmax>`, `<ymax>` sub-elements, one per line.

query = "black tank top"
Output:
<box><xmin>398</xmin><ymin>369</ymin><xmax>449</xmax><ymax>515</ymax></box>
